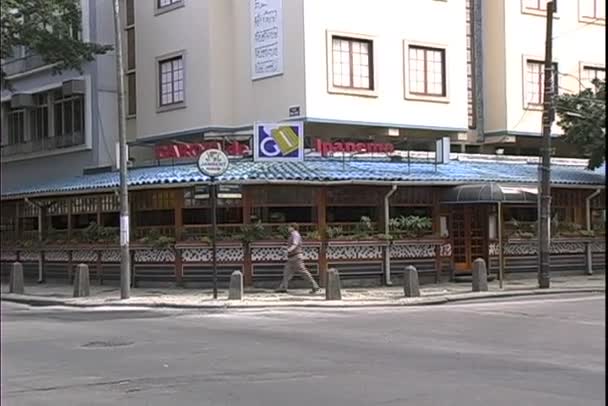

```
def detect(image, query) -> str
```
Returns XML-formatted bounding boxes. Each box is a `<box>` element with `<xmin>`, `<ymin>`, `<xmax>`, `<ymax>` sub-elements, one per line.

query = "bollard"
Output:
<box><xmin>228</xmin><ymin>270</ymin><xmax>243</xmax><ymax>300</ymax></box>
<box><xmin>325</xmin><ymin>268</ymin><xmax>342</xmax><ymax>300</ymax></box>
<box><xmin>73</xmin><ymin>263</ymin><xmax>91</xmax><ymax>298</ymax></box>
<box><xmin>403</xmin><ymin>265</ymin><xmax>420</xmax><ymax>297</ymax></box>
<box><xmin>472</xmin><ymin>258</ymin><xmax>488</xmax><ymax>292</ymax></box>
<box><xmin>9</xmin><ymin>262</ymin><xmax>25</xmax><ymax>294</ymax></box>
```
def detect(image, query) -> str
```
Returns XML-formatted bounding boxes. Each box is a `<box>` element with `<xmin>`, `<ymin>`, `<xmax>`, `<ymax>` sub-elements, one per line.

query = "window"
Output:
<box><xmin>525</xmin><ymin>60</ymin><xmax>558</xmax><ymax>106</ymax></box>
<box><xmin>331</xmin><ymin>36</ymin><xmax>373</xmax><ymax>90</ymax></box>
<box><xmin>8</xmin><ymin>109</ymin><xmax>25</xmax><ymax>145</ymax></box>
<box><xmin>126</xmin><ymin>0</ymin><xmax>135</xmax><ymax>26</ymax></box>
<box><xmin>158</xmin><ymin>56</ymin><xmax>184</xmax><ymax>107</ymax></box>
<box><xmin>523</xmin><ymin>0</ymin><xmax>557</xmax><ymax>12</ymax></box>
<box><xmin>127</xmin><ymin>73</ymin><xmax>137</xmax><ymax>116</ymax></box>
<box><xmin>30</xmin><ymin>94</ymin><xmax>49</xmax><ymax>142</ymax></box>
<box><xmin>54</xmin><ymin>91</ymin><xmax>85</xmax><ymax>143</ymax></box>
<box><xmin>579</xmin><ymin>0</ymin><xmax>605</xmax><ymax>21</ymax></box>
<box><xmin>126</xmin><ymin>28</ymin><xmax>136</xmax><ymax>70</ymax></box>
<box><xmin>408</xmin><ymin>45</ymin><xmax>446</xmax><ymax>97</ymax></box>
<box><xmin>581</xmin><ymin>66</ymin><xmax>605</xmax><ymax>89</ymax></box>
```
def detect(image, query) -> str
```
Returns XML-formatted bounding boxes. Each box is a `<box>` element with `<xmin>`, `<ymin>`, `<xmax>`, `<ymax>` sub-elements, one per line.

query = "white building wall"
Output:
<box><xmin>302</xmin><ymin>0</ymin><xmax>469</xmax><ymax>131</ymax></box>
<box><xmin>487</xmin><ymin>0</ymin><xmax>605</xmax><ymax>136</ymax></box>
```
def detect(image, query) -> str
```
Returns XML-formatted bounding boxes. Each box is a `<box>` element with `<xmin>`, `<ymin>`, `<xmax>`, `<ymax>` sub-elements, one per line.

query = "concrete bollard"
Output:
<box><xmin>228</xmin><ymin>270</ymin><xmax>243</xmax><ymax>300</ymax></box>
<box><xmin>403</xmin><ymin>265</ymin><xmax>420</xmax><ymax>297</ymax></box>
<box><xmin>325</xmin><ymin>268</ymin><xmax>342</xmax><ymax>300</ymax></box>
<box><xmin>9</xmin><ymin>262</ymin><xmax>25</xmax><ymax>294</ymax></box>
<box><xmin>73</xmin><ymin>263</ymin><xmax>91</xmax><ymax>298</ymax></box>
<box><xmin>472</xmin><ymin>258</ymin><xmax>488</xmax><ymax>292</ymax></box>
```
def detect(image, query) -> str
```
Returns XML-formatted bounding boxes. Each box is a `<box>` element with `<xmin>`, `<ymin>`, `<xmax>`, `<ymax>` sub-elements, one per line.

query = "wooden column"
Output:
<box><xmin>317</xmin><ymin>187</ymin><xmax>328</xmax><ymax>287</ymax></box>
<box><xmin>96</xmin><ymin>196</ymin><xmax>102</xmax><ymax>226</ymax></box>
<box><xmin>242</xmin><ymin>186</ymin><xmax>253</xmax><ymax>286</ymax></box>
<box><xmin>67</xmin><ymin>197</ymin><xmax>73</xmax><ymax>241</ymax></box>
<box><xmin>15</xmin><ymin>201</ymin><xmax>21</xmax><ymax>240</ymax></box>
<box><xmin>174</xmin><ymin>189</ymin><xmax>184</xmax><ymax>241</ymax></box>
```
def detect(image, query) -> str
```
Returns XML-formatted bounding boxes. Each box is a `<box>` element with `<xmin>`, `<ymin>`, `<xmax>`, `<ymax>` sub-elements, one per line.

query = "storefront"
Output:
<box><xmin>1</xmin><ymin>154</ymin><xmax>605</xmax><ymax>287</ymax></box>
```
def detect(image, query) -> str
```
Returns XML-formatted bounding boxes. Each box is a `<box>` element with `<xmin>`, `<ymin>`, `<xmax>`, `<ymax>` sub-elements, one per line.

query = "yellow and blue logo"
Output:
<box><xmin>254</xmin><ymin>122</ymin><xmax>304</xmax><ymax>161</ymax></box>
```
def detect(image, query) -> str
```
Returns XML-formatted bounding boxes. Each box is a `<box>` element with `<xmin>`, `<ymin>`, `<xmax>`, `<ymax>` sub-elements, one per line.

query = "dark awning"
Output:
<box><xmin>441</xmin><ymin>183</ymin><xmax>538</xmax><ymax>204</ymax></box>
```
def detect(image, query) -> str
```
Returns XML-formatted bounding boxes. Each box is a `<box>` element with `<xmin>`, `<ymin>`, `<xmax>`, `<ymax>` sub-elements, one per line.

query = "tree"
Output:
<box><xmin>1</xmin><ymin>0</ymin><xmax>112</xmax><ymax>88</ymax></box>
<box><xmin>555</xmin><ymin>78</ymin><xmax>606</xmax><ymax>170</ymax></box>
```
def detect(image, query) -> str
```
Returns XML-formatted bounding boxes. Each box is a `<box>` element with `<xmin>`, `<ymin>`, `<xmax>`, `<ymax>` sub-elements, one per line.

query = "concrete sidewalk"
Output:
<box><xmin>1</xmin><ymin>274</ymin><xmax>604</xmax><ymax>309</ymax></box>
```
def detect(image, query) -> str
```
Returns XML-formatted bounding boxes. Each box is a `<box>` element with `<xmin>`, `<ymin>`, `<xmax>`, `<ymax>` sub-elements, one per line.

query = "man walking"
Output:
<box><xmin>275</xmin><ymin>223</ymin><xmax>320</xmax><ymax>294</ymax></box>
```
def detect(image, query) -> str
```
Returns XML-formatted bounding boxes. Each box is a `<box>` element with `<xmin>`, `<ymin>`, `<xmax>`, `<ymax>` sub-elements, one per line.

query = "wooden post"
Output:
<box><xmin>67</xmin><ymin>197</ymin><xmax>73</xmax><ymax>241</ymax></box>
<box><xmin>242</xmin><ymin>186</ymin><xmax>253</xmax><ymax>286</ymax></box>
<box><xmin>174</xmin><ymin>189</ymin><xmax>184</xmax><ymax>241</ymax></box>
<box><xmin>434</xmin><ymin>244</ymin><xmax>441</xmax><ymax>283</ymax></box>
<box><xmin>15</xmin><ymin>201</ymin><xmax>21</xmax><ymax>240</ymax></box>
<box><xmin>317</xmin><ymin>187</ymin><xmax>328</xmax><ymax>287</ymax></box>
<box><xmin>96</xmin><ymin>196</ymin><xmax>102</xmax><ymax>226</ymax></box>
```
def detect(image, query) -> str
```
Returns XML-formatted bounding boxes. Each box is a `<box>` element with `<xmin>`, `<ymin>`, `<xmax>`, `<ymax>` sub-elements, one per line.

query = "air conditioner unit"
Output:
<box><xmin>10</xmin><ymin>93</ymin><xmax>34</xmax><ymax>108</ymax></box>
<box><xmin>62</xmin><ymin>79</ymin><xmax>85</xmax><ymax>96</ymax></box>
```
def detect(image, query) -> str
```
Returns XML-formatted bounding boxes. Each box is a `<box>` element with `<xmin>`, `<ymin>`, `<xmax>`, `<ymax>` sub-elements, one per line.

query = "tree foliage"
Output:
<box><xmin>1</xmin><ymin>0</ymin><xmax>112</xmax><ymax>88</ymax></box>
<box><xmin>555</xmin><ymin>79</ymin><xmax>606</xmax><ymax>170</ymax></box>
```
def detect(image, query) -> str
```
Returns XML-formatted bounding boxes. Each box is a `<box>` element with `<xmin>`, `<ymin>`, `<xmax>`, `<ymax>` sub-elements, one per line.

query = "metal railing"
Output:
<box><xmin>1</xmin><ymin>133</ymin><xmax>85</xmax><ymax>157</ymax></box>
<box><xmin>1</xmin><ymin>53</ymin><xmax>48</xmax><ymax>77</ymax></box>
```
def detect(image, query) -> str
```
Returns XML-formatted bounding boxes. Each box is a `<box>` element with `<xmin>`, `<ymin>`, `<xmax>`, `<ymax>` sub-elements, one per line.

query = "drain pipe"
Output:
<box><xmin>585</xmin><ymin>188</ymin><xmax>601</xmax><ymax>275</ymax></box>
<box><xmin>383</xmin><ymin>185</ymin><xmax>398</xmax><ymax>285</ymax></box>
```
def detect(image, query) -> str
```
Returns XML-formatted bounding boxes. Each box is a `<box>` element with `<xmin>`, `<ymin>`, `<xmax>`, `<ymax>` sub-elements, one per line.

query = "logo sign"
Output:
<box><xmin>197</xmin><ymin>149</ymin><xmax>229</xmax><ymax>177</ymax></box>
<box><xmin>313</xmin><ymin>139</ymin><xmax>395</xmax><ymax>156</ymax></box>
<box><xmin>253</xmin><ymin>121</ymin><xmax>304</xmax><ymax>161</ymax></box>
<box><xmin>155</xmin><ymin>141</ymin><xmax>250</xmax><ymax>160</ymax></box>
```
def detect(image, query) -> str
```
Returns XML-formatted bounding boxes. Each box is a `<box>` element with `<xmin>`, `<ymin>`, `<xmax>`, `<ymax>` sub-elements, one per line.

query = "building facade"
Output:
<box><xmin>0</xmin><ymin>0</ymin><xmax>119</xmax><ymax>193</ymax></box>
<box><xmin>481</xmin><ymin>0</ymin><xmax>606</xmax><ymax>154</ymax></box>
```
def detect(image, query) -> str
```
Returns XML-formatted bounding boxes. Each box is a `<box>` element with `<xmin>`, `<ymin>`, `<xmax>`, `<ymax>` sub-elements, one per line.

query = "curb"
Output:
<box><xmin>1</xmin><ymin>287</ymin><xmax>604</xmax><ymax>310</ymax></box>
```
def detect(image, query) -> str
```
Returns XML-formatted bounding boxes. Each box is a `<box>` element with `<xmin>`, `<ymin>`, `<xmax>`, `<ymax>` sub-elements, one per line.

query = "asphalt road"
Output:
<box><xmin>1</xmin><ymin>294</ymin><xmax>605</xmax><ymax>406</ymax></box>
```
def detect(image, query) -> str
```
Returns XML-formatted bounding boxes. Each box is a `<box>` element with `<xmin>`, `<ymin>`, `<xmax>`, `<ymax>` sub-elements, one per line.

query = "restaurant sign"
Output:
<box><xmin>155</xmin><ymin>141</ymin><xmax>250</xmax><ymax>160</ymax></box>
<box><xmin>313</xmin><ymin>139</ymin><xmax>395</xmax><ymax>156</ymax></box>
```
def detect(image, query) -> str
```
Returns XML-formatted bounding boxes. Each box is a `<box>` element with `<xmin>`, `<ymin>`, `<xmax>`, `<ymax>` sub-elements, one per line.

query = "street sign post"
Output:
<box><xmin>197</xmin><ymin>149</ymin><xmax>229</xmax><ymax>299</ymax></box>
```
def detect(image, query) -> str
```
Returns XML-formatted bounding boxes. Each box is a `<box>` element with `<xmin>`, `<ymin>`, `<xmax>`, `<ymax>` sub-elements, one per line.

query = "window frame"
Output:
<box><xmin>403</xmin><ymin>40</ymin><xmax>450</xmax><ymax>103</ymax></box>
<box><xmin>156</xmin><ymin>51</ymin><xmax>186</xmax><ymax>112</ymax></box>
<box><xmin>326</xmin><ymin>30</ymin><xmax>378</xmax><ymax>98</ymax></box>
<box><xmin>522</xmin><ymin>57</ymin><xmax>559</xmax><ymax>110</ymax></box>
<box><xmin>578</xmin><ymin>0</ymin><xmax>605</xmax><ymax>24</ymax></box>
<box><xmin>521</xmin><ymin>0</ymin><xmax>559</xmax><ymax>17</ymax></box>
<box><xmin>579</xmin><ymin>62</ymin><xmax>606</xmax><ymax>90</ymax></box>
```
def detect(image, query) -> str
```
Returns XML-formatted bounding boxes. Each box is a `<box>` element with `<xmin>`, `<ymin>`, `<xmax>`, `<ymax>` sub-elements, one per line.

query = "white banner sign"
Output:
<box><xmin>250</xmin><ymin>0</ymin><xmax>283</xmax><ymax>80</ymax></box>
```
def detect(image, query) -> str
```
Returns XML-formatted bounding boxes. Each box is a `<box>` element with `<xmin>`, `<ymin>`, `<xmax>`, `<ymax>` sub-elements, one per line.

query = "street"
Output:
<box><xmin>1</xmin><ymin>294</ymin><xmax>605</xmax><ymax>406</ymax></box>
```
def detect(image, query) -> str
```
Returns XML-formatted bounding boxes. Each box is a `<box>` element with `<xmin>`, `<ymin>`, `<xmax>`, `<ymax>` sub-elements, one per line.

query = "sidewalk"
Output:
<box><xmin>1</xmin><ymin>274</ymin><xmax>604</xmax><ymax>309</ymax></box>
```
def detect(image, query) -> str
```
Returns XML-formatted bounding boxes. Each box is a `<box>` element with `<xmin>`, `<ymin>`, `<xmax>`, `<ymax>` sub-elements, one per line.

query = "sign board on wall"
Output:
<box><xmin>154</xmin><ymin>141</ymin><xmax>250</xmax><ymax>160</ymax></box>
<box><xmin>250</xmin><ymin>0</ymin><xmax>283</xmax><ymax>80</ymax></box>
<box><xmin>254</xmin><ymin>122</ymin><xmax>304</xmax><ymax>161</ymax></box>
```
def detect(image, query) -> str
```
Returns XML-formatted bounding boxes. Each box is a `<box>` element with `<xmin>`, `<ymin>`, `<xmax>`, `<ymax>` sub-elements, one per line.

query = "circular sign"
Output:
<box><xmin>197</xmin><ymin>149</ymin><xmax>229</xmax><ymax>177</ymax></box>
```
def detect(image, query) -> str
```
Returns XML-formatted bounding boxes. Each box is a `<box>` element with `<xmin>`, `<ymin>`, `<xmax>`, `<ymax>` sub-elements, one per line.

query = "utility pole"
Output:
<box><xmin>538</xmin><ymin>1</ymin><xmax>555</xmax><ymax>289</ymax></box>
<box><xmin>112</xmin><ymin>0</ymin><xmax>131</xmax><ymax>299</ymax></box>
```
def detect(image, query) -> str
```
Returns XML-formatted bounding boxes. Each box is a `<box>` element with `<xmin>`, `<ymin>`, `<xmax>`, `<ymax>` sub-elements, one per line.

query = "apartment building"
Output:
<box><xmin>121</xmin><ymin>0</ymin><xmax>604</xmax><ymax>162</ymax></box>
<box><xmin>125</xmin><ymin>0</ymin><xmax>470</xmax><ymax>163</ymax></box>
<box><xmin>482</xmin><ymin>0</ymin><xmax>606</xmax><ymax>155</ymax></box>
<box><xmin>0</xmin><ymin>0</ymin><xmax>119</xmax><ymax>192</ymax></box>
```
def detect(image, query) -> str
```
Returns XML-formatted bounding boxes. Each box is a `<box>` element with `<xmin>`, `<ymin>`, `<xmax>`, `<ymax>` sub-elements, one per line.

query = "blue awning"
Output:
<box><xmin>1</xmin><ymin>158</ymin><xmax>605</xmax><ymax>199</ymax></box>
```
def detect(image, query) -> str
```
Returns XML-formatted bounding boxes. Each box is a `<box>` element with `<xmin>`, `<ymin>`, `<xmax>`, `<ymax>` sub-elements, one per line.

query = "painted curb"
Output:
<box><xmin>1</xmin><ymin>287</ymin><xmax>604</xmax><ymax>310</ymax></box>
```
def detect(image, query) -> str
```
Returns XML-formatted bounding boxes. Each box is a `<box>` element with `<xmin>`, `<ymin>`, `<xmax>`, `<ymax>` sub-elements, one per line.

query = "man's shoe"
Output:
<box><xmin>274</xmin><ymin>288</ymin><xmax>288</xmax><ymax>293</ymax></box>
<box><xmin>310</xmin><ymin>287</ymin><xmax>320</xmax><ymax>294</ymax></box>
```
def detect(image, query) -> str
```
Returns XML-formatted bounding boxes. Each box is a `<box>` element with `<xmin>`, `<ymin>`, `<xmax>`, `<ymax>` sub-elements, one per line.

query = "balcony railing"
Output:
<box><xmin>1</xmin><ymin>54</ymin><xmax>49</xmax><ymax>77</ymax></box>
<box><xmin>1</xmin><ymin>133</ymin><xmax>85</xmax><ymax>157</ymax></box>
